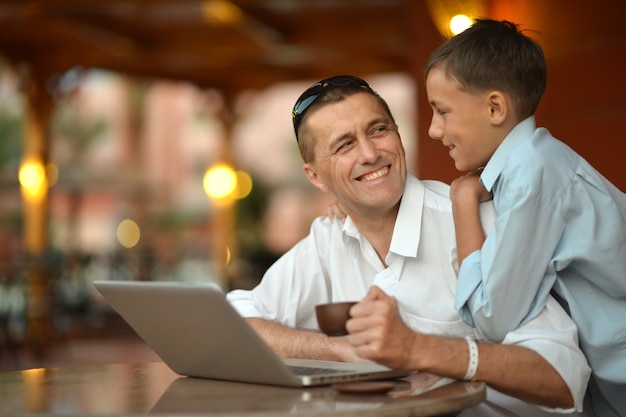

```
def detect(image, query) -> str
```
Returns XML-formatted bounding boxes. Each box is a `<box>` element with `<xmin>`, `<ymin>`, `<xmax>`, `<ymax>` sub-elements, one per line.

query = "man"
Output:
<box><xmin>227</xmin><ymin>75</ymin><xmax>590</xmax><ymax>416</ymax></box>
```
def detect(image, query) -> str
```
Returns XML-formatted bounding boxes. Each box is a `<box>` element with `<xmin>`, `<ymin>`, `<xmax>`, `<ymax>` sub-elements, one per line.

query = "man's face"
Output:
<box><xmin>426</xmin><ymin>67</ymin><xmax>501</xmax><ymax>172</ymax></box>
<box><xmin>302</xmin><ymin>92</ymin><xmax>406</xmax><ymax>218</ymax></box>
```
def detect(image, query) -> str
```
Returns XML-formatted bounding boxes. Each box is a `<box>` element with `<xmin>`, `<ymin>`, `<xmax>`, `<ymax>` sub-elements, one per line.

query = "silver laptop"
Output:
<box><xmin>93</xmin><ymin>280</ymin><xmax>409</xmax><ymax>387</ymax></box>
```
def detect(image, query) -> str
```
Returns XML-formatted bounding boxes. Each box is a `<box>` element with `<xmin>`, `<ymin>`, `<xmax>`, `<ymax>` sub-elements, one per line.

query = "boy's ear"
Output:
<box><xmin>303</xmin><ymin>163</ymin><xmax>328</xmax><ymax>192</ymax></box>
<box><xmin>486</xmin><ymin>91</ymin><xmax>508</xmax><ymax>126</ymax></box>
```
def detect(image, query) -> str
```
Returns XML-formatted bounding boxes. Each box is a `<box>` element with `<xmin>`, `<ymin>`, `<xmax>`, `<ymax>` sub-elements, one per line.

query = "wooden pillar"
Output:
<box><xmin>209</xmin><ymin>92</ymin><xmax>237</xmax><ymax>289</ymax></box>
<box><xmin>123</xmin><ymin>77</ymin><xmax>153</xmax><ymax>281</ymax></box>
<box><xmin>20</xmin><ymin>67</ymin><xmax>54</xmax><ymax>355</ymax></box>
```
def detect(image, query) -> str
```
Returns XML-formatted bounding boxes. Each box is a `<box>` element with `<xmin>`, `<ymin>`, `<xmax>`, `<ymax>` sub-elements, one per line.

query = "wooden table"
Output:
<box><xmin>0</xmin><ymin>361</ymin><xmax>485</xmax><ymax>416</ymax></box>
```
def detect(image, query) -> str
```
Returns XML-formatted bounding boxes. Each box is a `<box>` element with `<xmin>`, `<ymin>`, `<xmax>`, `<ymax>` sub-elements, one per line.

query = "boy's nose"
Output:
<box><xmin>428</xmin><ymin>117</ymin><xmax>443</xmax><ymax>141</ymax></box>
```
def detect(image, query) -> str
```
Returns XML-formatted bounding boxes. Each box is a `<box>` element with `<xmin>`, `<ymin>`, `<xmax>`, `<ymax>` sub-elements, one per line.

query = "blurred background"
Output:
<box><xmin>0</xmin><ymin>0</ymin><xmax>624</xmax><ymax>370</ymax></box>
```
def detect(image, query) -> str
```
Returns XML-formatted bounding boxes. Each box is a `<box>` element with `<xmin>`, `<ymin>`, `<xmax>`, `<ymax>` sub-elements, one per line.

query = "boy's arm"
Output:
<box><xmin>451</xmin><ymin>172</ymin><xmax>563</xmax><ymax>341</ymax></box>
<box><xmin>450</xmin><ymin>171</ymin><xmax>492</xmax><ymax>264</ymax></box>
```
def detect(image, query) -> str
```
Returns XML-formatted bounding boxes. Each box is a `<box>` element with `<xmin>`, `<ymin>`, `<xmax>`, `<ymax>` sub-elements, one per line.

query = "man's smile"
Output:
<box><xmin>358</xmin><ymin>166</ymin><xmax>390</xmax><ymax>182</ymax></box>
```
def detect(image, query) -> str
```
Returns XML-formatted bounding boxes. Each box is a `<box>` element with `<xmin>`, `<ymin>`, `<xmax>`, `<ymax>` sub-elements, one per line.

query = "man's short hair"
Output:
<box><xmin>292</xmin><ymin>76</ymin><xmax>395</xmax><ymax>163</ymax></box>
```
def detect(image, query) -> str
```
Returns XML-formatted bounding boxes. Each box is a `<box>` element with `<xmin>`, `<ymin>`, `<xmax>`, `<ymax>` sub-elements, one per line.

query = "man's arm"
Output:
<box><xmin>245</xmin><ymin>318</ymin><xmax>369</xmax><ymax>364</ymax></box>
<box><xmin>411</xmin><ymin>334</ymin><xmax>572</xmax><ymax>408</ymax></box>
<box><xmin>347</xmin><ymin>286</ymin><xmax>575</xmax><ymax>409</ymax></box>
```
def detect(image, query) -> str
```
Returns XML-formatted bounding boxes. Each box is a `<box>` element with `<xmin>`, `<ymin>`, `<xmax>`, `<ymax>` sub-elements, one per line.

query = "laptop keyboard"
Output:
<box><xmin>287</xmin><ymin>365</ymin><xmax>346</xmax><ymax>376</ymax></box>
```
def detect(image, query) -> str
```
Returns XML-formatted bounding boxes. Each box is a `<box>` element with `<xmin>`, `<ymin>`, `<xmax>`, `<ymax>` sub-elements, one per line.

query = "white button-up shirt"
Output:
<box><xmin>228</xmin><ymin>174</ymin><xmax>591</xmax><ymax>416</ymax></box>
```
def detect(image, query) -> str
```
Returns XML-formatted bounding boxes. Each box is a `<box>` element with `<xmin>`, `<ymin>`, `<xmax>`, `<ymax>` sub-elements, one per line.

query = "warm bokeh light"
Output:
<box><xmin>117</xmin><ymin>219</ymin><xmax>141</xmax><ymax>248</ymax></box>
<box><xmin>21</xmin><ymin>367</ymin><xmax>46</xmax><ymax>378</ymax></box>
<box><xmin>46</xmin><ymin>163</ymin><xmax>59</xmax><ymax>187</ymax></box>
<box><xmin>18</xmin><ymin>160</ymin><xmax>48</xmax><ymax>200</ymax></box>
<box><xmin>202</xmin><ymin>0</ymin><xmax>243</xmax><ymax>25</ymax></box>
<box><xmin>234</xmin><ymin>170</ymin><xmax>253</xmax><ymax>200</ymax></box>
<box><xmin>450</xmin><ymin>14</ymin><xmax>473</xmax><ymax>35</ymax></box>
<box><xmin>225</xmin><ymin>245</ymin><xmax>231</xmax><ymax>265</ymax></box>
<box><xmin>203</xmin><ymin>164</ymin><xmax>238</xmax><ymax>200</ymax></box>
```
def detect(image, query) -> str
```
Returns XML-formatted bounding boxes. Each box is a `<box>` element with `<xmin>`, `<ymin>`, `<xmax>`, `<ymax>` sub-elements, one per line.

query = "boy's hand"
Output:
<box><xmin>450</xmin><ymin>169</ymin><xmax>492</xmax><ymax>204</ymax></box>
<box><xmin>324</xmin><ymin>201</ymin><xmax>347</xmax><ymax>222</ymax></box>
<box><xmin>450</xmin><ymin>169</ymin><xmax>491</xmax><ymax>264</ymax></box>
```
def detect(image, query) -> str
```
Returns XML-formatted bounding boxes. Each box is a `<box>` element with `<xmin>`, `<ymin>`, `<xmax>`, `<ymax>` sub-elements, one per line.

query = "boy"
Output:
<box><xmin>424</xmin><ymin>19</ymin><xmax>626</xmax><ymax>416</ymax></box>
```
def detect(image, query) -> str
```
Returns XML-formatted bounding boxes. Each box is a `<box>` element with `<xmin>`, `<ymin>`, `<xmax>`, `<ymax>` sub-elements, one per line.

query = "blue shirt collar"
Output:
<box><xmin>481</xmin><ymin>116</ymin><xmax>536</xmax><ymax>191</ymax></box>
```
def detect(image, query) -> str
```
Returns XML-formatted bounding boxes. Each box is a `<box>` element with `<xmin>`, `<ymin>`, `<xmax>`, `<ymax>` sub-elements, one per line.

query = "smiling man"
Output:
<box><xmin>226</xmin><ymin>76</ymin><xmax>591</xmax><ymax>416</ymax></box>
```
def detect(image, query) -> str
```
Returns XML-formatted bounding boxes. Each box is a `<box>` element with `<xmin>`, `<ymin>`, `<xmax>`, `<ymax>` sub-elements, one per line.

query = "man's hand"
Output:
<box><xmin>346</xmin><ymin>286</ymin><xmax>418</xmax><ymax>371</ymax></box>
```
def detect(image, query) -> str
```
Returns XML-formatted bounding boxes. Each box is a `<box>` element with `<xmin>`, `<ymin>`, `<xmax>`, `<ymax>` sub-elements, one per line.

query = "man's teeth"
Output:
<box><xmin>361</xmin><ymin>167</ymin><xmax>389</xmax><ymax>182</ymax></box>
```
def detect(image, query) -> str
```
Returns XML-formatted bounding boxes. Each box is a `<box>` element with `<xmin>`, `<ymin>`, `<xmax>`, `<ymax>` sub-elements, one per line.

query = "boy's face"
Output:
<box><xmin>426</xmin><ymin>67</ymin><xmax>503</xmax><ymax>172</ymax></box>
<box><xmin>302</xmin><ymin>92</ymin><xmax>406</xmax><ymax>219</ymax></box>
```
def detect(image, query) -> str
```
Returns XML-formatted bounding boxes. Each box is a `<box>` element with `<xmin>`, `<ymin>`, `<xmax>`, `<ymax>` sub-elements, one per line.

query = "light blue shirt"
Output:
<box><xmin>455</xmin><ymin>117</ymin><xmax>626</xmax><ymax>414</ymax></box>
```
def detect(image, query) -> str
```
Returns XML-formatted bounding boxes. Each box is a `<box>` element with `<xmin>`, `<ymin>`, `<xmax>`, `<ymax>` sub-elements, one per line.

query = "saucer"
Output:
<box><xmin>332</xmin><ymin>381</ymin><xmax>395</xmax><ymax>395</ymax></box>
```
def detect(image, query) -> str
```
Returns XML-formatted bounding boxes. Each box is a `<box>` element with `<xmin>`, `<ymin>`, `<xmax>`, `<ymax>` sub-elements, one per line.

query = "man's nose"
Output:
<box><xmin>358</xmin><ymin>138</ymin><xmax>380</xmax><ymax>162</ymax></box>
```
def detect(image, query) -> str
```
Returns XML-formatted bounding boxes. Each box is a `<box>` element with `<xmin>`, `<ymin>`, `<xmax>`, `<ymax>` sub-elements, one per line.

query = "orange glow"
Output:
<box><xmin>19</xmin><ymin>160</ymin><xmax>48</xmax><ymax>201</ymax></box>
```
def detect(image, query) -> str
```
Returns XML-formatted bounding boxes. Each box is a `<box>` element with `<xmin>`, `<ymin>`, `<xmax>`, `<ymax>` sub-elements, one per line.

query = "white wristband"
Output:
<box><xmin>463</xmin><ymin>337</ymin><xmax>479</xmax><ymax>381</ymax></box>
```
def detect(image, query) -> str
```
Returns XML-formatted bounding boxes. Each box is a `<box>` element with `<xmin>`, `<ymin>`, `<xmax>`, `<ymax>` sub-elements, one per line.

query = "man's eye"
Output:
<box><xmin>336</xmin><ymin>141</ymin><xmax>353</xmax><ymax>153</ymax></box>
<box><xmin>437</xmin><ymin>109</ymin><xmax>447</xmax><ymax>116</ymax></box>
<box><xmin>372</xmin><ymin>125</ymin><xmax>390</xmax><ymax>135</ymax></box>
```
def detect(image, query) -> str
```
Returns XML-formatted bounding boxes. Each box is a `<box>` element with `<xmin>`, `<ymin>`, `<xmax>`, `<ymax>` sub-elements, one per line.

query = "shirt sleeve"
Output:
<box><xmin>227</xmin><ymin>217</ymin><xmax>337</xmax><ymax>330</ymax></box>
<box><xmin>455</xmin><ymin>178</ymin><xmax>565</xmax><ymax>342</ymax></box>
<box><xmin>500</xmin><ymin>296</ymin><xmax>591</xmax><ymax>413</ymax></box>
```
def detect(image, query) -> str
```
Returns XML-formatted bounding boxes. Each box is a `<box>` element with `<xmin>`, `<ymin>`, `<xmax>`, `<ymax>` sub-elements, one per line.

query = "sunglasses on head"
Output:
<box><xmin>291</xmin><ymin>75</ymin><xmax>372</xmax><ymax>141</ymax></box>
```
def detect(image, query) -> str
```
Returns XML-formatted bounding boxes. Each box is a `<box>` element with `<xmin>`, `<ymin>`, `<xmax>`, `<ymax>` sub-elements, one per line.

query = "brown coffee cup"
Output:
<box><xmin>315</xmin><ymin>301</ymin><xmax>357</xmax><ymax>336</ymax></box>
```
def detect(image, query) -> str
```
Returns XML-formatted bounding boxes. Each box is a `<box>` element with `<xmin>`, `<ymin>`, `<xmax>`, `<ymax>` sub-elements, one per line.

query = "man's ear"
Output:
<box><xmin>486</xmin><ymin>91</ymin><xmax>508</xmax><ymax>126</ymax></box>
<box><xmin>303</xmin><ymin>163</ymin><xmax>328</xmax><ymax>192</ymax></box>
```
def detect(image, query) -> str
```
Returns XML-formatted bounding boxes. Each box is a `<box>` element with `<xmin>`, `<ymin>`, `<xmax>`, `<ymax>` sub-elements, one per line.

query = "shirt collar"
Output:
<box><xmin>481</xmin><ymin>116</ymin><xmax>536</xmax><ymax>191</ymax></box>
<box><xmin>342</xmin><ymin>173</ymin><xmax>424</xmax><ymax>258</ymax></box>
<box><xmin>391</xmin><ymin>173</ymin><xmax>424</xmax><ymax>257</ymax></box>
